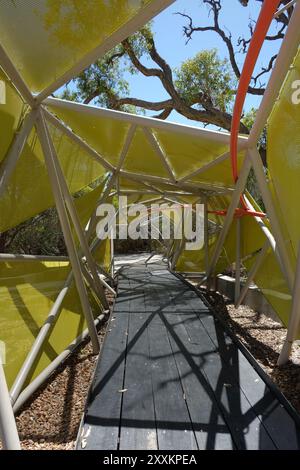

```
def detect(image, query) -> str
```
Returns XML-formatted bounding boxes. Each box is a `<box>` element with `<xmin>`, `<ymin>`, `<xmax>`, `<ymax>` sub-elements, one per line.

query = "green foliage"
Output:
<box><xmin>241</xmin><ymin>107</ymin><xmax>266</xmax><ymax>150</ymax></box>
<box><xmin>59</xmin><ymin>26</ymin><xmax>152</xmax><ymax>111</ymax></box>
<box><xmin>0</xmin><ymin>209</ymin><xmax>66</xmax><ymax>256</ymax></box>
<box><xmin>175</xmin><ymin>49</ymin><xmax>236</xmax><ymax>112</ymax></box>
<box><xmin>242</xmin><ymin>108</ymin><xmax>266</xmax><ymax>209</ymax></box>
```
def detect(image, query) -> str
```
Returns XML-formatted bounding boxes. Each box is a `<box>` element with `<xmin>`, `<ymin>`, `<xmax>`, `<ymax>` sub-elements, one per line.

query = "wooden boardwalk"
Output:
<box><xmin>77</xmin><ymin>259</ymin><xmax>300</xmax><ymax>450</ymax></box>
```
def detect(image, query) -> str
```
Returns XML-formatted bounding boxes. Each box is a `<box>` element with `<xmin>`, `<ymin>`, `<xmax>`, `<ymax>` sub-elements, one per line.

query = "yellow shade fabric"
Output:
<box><xmin>0</xmin><ymin>0</ymin><xmax>163</xmax><ymax>94</ymax></box>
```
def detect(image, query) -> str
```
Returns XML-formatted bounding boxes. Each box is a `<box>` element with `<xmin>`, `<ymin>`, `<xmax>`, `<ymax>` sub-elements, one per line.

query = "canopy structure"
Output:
<box><xmin>0</xmin><ymin>0</ymin><xmax>300</xmax><ymax>450</ymax></box>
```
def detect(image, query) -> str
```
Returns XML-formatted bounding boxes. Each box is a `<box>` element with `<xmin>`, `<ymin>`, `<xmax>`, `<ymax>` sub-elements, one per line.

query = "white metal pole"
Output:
<box><xmin>243</xmin><ymin>194</ymin><xmax>287</xmax><ymax>277</ymax></box>
<box><xmin>0</xmin><ymin>363</ymin><xmax>21</xmax><ymax>450</ymax></box>
<box><xmin>43</xmin><ymin>108</ymin><xmax>115</xmax><ymax>172</ymax></box>
<box><xmin>86</xmin><ymin>172</ymin><xmax>116</xmax><ymax>241</ymax></box>
<box><xmin>179</xmin><ymin>151</ymin><xmax>231</xmax><ymax>183</ymax></box>
<box><xmin>234</xmin><ymin>216</ymin><xmax>241</xmax><ymax>306</ymax></box>
<box><xmin>45</xmin><ymin>126</ymin><xmax>113</xmax><ymax>303</ymax></box>
<box><xmin>44</xmin><ymin>97</ymin><xmax>248</xmax><ymax>147</ymax></box>
<box><xmin>248</xmin><ymin>148</ymin><xmax>294</xmax><ymax>293</ymax></box>
<box><xmin>116</xmin><ymin>125</ymin><xmax>136</xmax><ymax>171</ymax></box>
<box><xmin>10</xmin><ymin>271</ymin><xmax>74</xmax><ymax>403</ymax></box>
<box><xmin>143</xmin><ymin>127</ymin><xmax>176</xmax><ymax>182</ymax></box>
<box><xmin>274</xmin><ymin>0</ymin><xmax>298</xmax><ymax>18</ymax></box>
<box><xmin>204</xmin><ymin>197</ymin><xmax>209</xmax><ymax>277</ymax></box>
<box><xmin>207</xmin><ymin>156</ymin><xmax>252</xmax><ymax>278</ymax></box>
<box><xmin>110</xmin><ymin>230</ymin><xmax>115</xmax><ymax>278</ymax></box>
<box><xmin>0</xmin><ymin>110</ymin><xmax>37</xmax><ymax>197</ymax></box>
<box><xmin>0</xmin><ymin>44</ymin><xmax>35</xmax><ymax>107</ymax></box>
<box><xmin>249</xmin><ymin>2</ymin><xmax>300</xmax><ymax>145</ymax></box>
<box><xmin>0</xmin><ymin>253</ymin><xmax>69</xmax><ymax>263</ymax></box>
<box><xmin>278</xmin><ymin>242</ymin><xmax>300</xmax><ymax>365</ymax></box>
<box><xmin>235</xmin><ymin>241</ymin><xmax>269</xmax><ymax>309</ymax></box>
<box><xmin>36</xmin><ymin>112</ymin><xmax>100</xmax><ymax>354</ymax></box>
<box><xmin>13</xmin><ymin>315</ymin><xmax>105</xmax><ymax>414</ymax></box>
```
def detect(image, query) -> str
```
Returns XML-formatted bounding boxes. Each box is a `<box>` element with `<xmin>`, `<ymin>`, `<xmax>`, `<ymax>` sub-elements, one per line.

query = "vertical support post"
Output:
<box><xmin>36</xmin><ymin>112</ymin><xmax>100</xmax><ymax>354</ymax></box>
<box><xmin>234</xmin><ymin>217</ymin><xmax>241</xmax><ymax>306</ymax></box>
<box><xmin>204</xmin><ymin>197</ymin><xmax>209</xmax><ymax>277</ymax></box>
<box><xmin>0</xmin><ymin>363</ymin><xmax>21</xmax><ymax>450</ymax></box>
<box><xmin>278</xmin><ymin>242</ymin><xmax>300</xmax><ymax>365</ymax></box>
<box><xmin>171</xmin><ymin>238</ymin><xmax>184</xmax><ymax>271</ymax></box>
<box><xmin>248</xmin><ymin>148</ymin><xmax>294</xmax><ymax>293</ymax></box>
<box><xmin>110</xmin><ymin>230</ymin><xmax>115</xmax><ymax>279</ymax></box>
<box><xmin>236</xmin><ymin>241</ymin><xmax>269</xmax><ymax>308</ymax></box>
<box><xmin>207</xmin><ymin>156</ymin><xmax>252</xmax><ymax>278</ymax></box>
<box><xmin>86</xmin><ymin>172</ymin><xmax>116</xmax><ymax>240</ymax></box>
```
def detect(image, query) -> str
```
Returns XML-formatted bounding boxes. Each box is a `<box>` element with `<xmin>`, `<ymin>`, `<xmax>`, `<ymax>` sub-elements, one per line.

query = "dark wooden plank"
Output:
<box><xmin>151</xmin><ymin>283</ymin><xmax>235</xmax><ymax>450</ymax></box>
<box><xmin>79</xmin><ymin>261</ymin><xmax>300</xmax><ymax>451</ymax></box>
<box><xmin>175</xmin><ymin>308</ymin><xmax>276</xmax><ymax>449</ymax></box>
<box><xmin>195</xmin><ymin>305</ymin><xmax>300</xmax><ymax>450</ymax></box>
<box><xmin>77</xmin><ymin>276</ymin><xmax>130</xmax><ymax>450</ymax></box>
<box><xmin>147</xmin><ymin>318</ymin><xmax>198</xmax><ymax>450</ymax></box>
<box><xmin>119</xmin><ymin>288</ymin><xmax>158</xmax><ymax>450</ymax></box>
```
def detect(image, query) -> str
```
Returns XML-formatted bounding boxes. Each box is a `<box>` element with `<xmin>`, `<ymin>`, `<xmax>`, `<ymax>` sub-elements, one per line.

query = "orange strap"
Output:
<box><xmin>228</xmin><ymin>0</ymin><xmax>280</xmax><ymax>219</ymax></box>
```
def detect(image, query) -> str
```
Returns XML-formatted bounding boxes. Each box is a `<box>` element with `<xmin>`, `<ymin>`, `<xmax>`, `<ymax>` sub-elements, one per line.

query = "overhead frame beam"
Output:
<box><xmin>119</xmin><ymin>169</ymin><xmax>232</xmax><ymax>195</ymax></box>
<box><xmin>44</xmin><ymin>97</ymin><xmax>248</xmax><ymax>147</ymax></box>
<box><xmin>179</xmin><ymin>150</ymin><xmax>231</xmax><ymax>183</ymax></box>
<box><xmin>143</xmin><ymin>127</ymin><xmax>176</xmax><ymax>182</ymax></box>
<box><xmin>116</xmin><ymin>124</ymin><xmax>136</xmax><ymax>171</ymax></box>
<box><xmin>43</xmin><ymin>107</ymin><xmax>114</xmax><ymax>172</ymax></box>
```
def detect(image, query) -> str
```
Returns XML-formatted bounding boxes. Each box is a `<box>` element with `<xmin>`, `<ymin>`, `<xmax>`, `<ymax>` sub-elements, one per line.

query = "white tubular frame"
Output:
<box><xmin>10</xmin><ymin>270</ymin><xmax>74</xmax><ymax>404</ymax></box>
<box><xmin>234</xmin><ymin>217</ymin><xmax>241</xmax><ymax>306</ymax></box>
<box><xmin>278</xmin><ymin>242</ymin><xmax>300</xmax><ymax>365</ymax></box>
<box><xmin>143</xmin><ymin>127</ymin><xmax>176</xmax><ymax>182</ymax></box>
<box><xmin>0</xmin><ymin>363</ymin><xmax>21</xmax><ymax>449</ymax></box>
<box><xmin>36</xmin><ymin>111</ymin><xmax>100</xmax><ymax>354</ymax></box>
<box><xmin>0</xmin><ymin>44</ymin><xmax>35</xmax><ymax>107</ymax></box>
<box><xmin>206</xmin><ymin>156</ymin><xmax>252</xmax><ymax>278</ymax></box>
<box><xmin>235</xmin><ymin>241</ymin><xmax>270</xmax><ymax>309</ymax></box>
<box><xmin>13</xmin><ymin>314</ymin><xmax>105</xmax><ymax>414</ymax></box>
<box><xmin>45</xmin><ymin>117</ymin><xmax>112</xmax><ymax>303</ymax></box>
<box><xmin>0</xmin><ymin>109</ymin><xmax>37</xmax><ymax>197</ymax></box>
<box><xmin>1</xmin><ymin>0</ymin><xmax>300</xmax><ymax>448</ymax></box>
<box><xmin>248</xmin><ymin>148</ymin><xmax>294</xmax><ymax>292</ymax></box>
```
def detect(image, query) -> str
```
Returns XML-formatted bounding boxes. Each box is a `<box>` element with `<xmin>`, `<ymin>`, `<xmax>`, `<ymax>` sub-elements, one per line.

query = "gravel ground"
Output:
<box><xmin>201</xmin><ymin>288</ymin><xmax>300</xmax><ymax>415</ymax></box>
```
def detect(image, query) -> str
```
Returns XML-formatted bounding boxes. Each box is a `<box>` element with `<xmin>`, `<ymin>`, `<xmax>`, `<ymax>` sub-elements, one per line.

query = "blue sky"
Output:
<box><xmin>121</xmin><ymin>0</ymin><xmax>282</xmax><ymax>127</ymax></box>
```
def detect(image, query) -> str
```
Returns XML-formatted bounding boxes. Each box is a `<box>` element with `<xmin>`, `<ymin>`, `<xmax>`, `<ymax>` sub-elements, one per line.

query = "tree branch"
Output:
<box><xmin>177</xmin><ymin>0</ymin><xmax>289</xmax><ymax>96</ymax></box>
